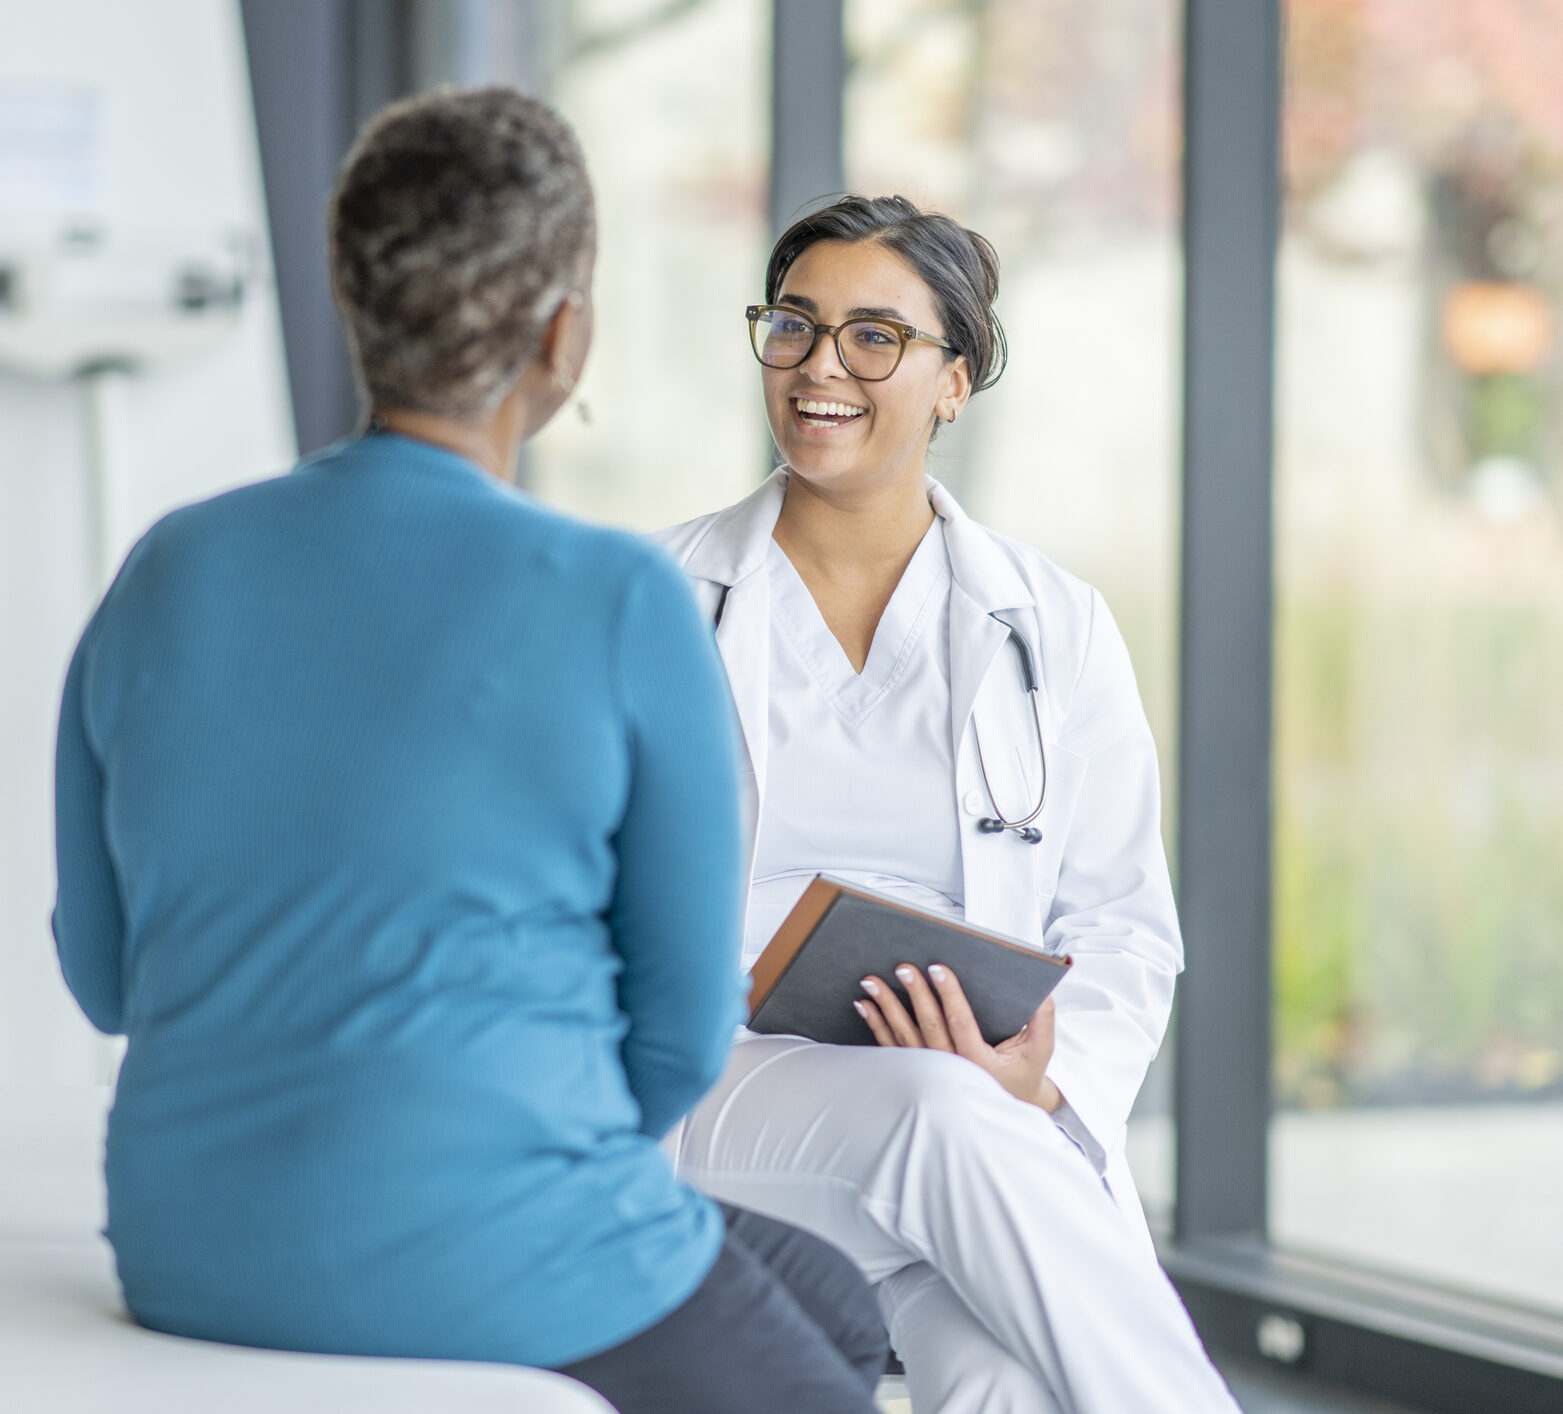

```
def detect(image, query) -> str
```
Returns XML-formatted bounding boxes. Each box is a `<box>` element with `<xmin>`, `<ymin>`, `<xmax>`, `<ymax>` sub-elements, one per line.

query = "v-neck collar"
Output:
<box><xmin>681</xmin><ymin>470</ymin><xmax>1034</xmax><ymax>619</ymax></box>
<box><xmin>768</xmin><ymin>519</ymin><xmax>950</xmax><ymax>725</ymax></box>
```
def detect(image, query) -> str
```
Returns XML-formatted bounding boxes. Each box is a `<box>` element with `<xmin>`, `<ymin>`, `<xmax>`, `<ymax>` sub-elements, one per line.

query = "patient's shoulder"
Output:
<box><xmin>513</xmin><ymin>496</ymin><xmax>684</xmax><ymax>594</ymax></box>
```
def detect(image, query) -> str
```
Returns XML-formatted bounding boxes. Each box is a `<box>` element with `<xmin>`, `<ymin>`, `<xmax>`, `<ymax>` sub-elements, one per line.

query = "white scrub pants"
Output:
<box><xmin>676</xmin><ymin>1037</ymin><xmax>1240</xmax><ymax>1414</ymax></box>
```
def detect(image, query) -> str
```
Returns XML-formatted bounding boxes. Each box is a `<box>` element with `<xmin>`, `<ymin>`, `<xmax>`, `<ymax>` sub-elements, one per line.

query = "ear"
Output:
<box><xmin>935</xmin><ymin>354</ymin><xmax>974</xmax><ymax>424</ymax></box>
<box><xmin>538</xmin><ymin>290</ymin><xmax>588</xmax><ymax>386</ymax></box>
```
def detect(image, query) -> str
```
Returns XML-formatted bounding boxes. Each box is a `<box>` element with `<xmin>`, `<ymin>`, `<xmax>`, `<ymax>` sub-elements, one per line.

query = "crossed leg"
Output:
<box><xmin>677</xmin><ymin>1035</ymin><xmax>1240</xmax><ymax>1414</ymax></box>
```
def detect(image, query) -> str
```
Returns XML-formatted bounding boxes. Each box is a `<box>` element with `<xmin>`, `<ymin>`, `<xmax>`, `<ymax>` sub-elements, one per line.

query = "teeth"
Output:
<box><xmin>795</xmin><ymin>398</ymin><xmax>864</xmax><ymax>418</ymax></box>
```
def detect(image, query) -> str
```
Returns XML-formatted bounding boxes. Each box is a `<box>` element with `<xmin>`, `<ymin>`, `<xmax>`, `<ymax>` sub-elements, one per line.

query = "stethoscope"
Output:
<box><xmin>713</xmin><ymin>587</ymin><xmax>1049</xmax><ymax>846</ymax></box>
<box><xmin>974</xmin><ymin>623</ymin><xmax>1048</xmax><ymax>845</ymax></box>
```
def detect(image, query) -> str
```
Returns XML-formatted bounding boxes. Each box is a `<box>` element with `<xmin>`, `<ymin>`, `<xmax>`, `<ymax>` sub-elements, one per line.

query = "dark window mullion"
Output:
<box><xmin>769</xmin><ymin>0</ymin><xmax>845</xmax><ymax>241</ymax></box>
<box><xmin>1173</xmin><ymin>0</ymin><xmax>1283</xmax><ymax>1245</ymax></box>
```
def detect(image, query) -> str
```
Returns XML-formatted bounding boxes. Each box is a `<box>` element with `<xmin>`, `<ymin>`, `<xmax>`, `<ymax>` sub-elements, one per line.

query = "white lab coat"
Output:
<box><xmin>655</xmin><ymin>470</ymin><xmax>1180</xmax><ymax>1235</ymax></box>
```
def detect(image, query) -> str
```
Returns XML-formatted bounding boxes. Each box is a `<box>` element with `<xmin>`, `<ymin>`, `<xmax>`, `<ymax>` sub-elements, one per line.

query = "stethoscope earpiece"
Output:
<box><xmin>977</xmin><ymin>817</ymin><xmax>1006</xmax><ymax>834</ymax></box>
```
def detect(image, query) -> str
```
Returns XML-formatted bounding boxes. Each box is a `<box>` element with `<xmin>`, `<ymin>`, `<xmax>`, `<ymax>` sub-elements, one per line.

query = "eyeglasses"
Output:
<box><xmin>746</xmin><ymin>304</ymin><xmax>952</xmax><ymax>382</ymax></box>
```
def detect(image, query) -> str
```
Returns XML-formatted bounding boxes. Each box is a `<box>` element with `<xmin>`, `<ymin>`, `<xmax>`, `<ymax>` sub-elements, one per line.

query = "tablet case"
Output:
<box><xmin>747</xmin><ymin>875</ymin><xmax>1071</xmax><ymax>1047</ymax></box>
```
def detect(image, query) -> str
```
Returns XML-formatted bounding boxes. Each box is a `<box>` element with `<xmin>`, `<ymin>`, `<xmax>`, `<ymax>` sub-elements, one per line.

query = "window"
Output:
<box><xmin>527</xmin><ymin>0</ymin><xmax>770</xmax><ymax>532</ymax></box>
<box><xmin>1272</xmin><ymin>0</ymin><xmax>1563</xmax><ymax>1314</ymax></box>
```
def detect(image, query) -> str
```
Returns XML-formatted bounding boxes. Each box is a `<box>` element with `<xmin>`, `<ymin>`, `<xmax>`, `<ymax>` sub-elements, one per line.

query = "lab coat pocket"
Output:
<box><xmin>1031</xmin><ymin>744</ymin><xmax>1088</xmax><ymax>913</ymax></box>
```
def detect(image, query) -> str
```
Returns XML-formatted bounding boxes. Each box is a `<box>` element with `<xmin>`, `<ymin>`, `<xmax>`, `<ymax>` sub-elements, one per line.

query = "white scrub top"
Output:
<box><xmin>744</xmin><ymin>519</ymin><xmax>964</xmax><ymax>968</ymax></box>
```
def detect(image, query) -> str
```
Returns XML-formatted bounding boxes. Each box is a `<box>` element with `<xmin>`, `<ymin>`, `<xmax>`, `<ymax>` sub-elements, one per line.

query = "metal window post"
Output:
<box><xmin>1174</xmin><ymin>0</ymin><xmax>1282</xmax><ymax>1244</ymax></box>
<box><xmin>770</xmin><ymin>0</ymin><xmax>845</xmax><ymax>239</ymax></box>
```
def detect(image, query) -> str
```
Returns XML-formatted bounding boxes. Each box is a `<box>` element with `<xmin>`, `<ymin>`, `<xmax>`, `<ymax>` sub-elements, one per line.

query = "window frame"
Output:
<box><xmin>1170</xmin><ymin>3</ymin><xmax>1563</xmax><ymax>1407</ymax></box>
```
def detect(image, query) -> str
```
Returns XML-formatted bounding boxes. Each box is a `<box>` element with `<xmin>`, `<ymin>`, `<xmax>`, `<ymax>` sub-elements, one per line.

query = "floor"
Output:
<box><xmin>874</xmin><ymin>1359</ymin><xmax>1428</xmax><ymax>1413</ymax></box>
<box><xmin>1218</xmin><ymin>1360</ymin><xmax>1426</xmax><ymax>1414</ymax></box>
<box><xmin>874</xmin><ymin>1376</ymin><xmax>911</xmax><ymax>1412</ymax></box>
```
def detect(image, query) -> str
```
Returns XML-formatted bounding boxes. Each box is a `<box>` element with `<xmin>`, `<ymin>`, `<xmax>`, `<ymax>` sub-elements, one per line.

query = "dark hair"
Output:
<box><xmin>329</xmin><ymin>86</ymin><xmax>595</xmax><ymax>419</ymax></box>
<box><xmin>765</xmin><ymin>195</ymin><xmax>1007</xmax><ymax>392</ymax></box>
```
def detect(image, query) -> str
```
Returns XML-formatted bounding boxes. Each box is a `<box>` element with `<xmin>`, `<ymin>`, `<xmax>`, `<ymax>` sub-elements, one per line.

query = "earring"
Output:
<box><xmin>553</xmin><ymin>365</ymin><xmax>577</xmax><ymax>395</ymax></box>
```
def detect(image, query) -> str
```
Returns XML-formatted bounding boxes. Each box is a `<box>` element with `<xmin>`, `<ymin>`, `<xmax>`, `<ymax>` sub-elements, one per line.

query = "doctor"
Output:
<box><xmin>657</xmin><ymin>195</ymin><xmax>1239</xmax><ymax>1414</ymax></box>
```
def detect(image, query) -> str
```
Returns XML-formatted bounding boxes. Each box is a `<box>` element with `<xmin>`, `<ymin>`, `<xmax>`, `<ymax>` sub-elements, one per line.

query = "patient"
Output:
<box><xmin>50</xmin><ymin>88</ymin><xmax>885</xmax><ymax>1414</ymax></box>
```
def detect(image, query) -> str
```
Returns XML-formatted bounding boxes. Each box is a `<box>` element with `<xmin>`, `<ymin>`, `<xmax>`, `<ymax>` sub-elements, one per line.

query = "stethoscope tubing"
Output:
<box><xmin>974</xmin><ymin>627</ymin><xmax>1048</xmax><ymax>844</ymax></box>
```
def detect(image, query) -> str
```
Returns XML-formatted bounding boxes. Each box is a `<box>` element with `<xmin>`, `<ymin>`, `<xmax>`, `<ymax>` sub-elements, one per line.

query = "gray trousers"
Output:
<box><xmin>554</xmin><ymin>1203</ymin><xmax>887</xmax><ymax>1414</ymax></box>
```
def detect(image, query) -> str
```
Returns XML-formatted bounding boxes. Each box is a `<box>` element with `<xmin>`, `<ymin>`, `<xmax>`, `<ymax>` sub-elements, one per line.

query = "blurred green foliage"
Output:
<box><xmin>1273</xmin><ymin>590</ymin><xmax>1563</xmax><ymax>1108</ymax></box>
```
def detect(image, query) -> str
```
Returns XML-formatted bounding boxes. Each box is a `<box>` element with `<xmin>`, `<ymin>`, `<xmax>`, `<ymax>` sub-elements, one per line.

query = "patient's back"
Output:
<box><xmin>64</xmin><ymin>434</ymin><xmax>729</xmax><ymax>1366</ymax></box>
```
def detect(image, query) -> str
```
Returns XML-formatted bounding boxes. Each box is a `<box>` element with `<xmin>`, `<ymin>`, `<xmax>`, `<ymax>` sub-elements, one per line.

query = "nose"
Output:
<box><xmin>798</xmin><ymin>328</ymin><xmax>850</xmax><ymax>381</ymax></box>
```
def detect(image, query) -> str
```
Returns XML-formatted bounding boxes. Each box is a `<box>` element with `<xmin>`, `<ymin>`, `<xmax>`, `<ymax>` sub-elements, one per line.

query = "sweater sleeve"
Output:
<box><xmin>607</xmin><ymin>552</ymin><xmax>746</xmax><ymax>1139</ymax></box>
<box><xmin>52</xmin><ymin>633</ymin><xmax>127</xmax><ymax>1035</ymax></box>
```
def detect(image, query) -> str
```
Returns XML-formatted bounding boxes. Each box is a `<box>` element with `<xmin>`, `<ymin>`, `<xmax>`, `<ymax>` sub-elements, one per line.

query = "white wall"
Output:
<box><xmin>0</xmin><ymin>0</ymin><xmax>295</xmax><ymax>1084</ymax></box>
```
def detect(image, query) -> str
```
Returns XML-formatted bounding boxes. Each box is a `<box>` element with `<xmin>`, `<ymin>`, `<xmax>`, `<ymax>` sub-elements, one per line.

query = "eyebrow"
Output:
<box><xmin>775</xmin><ymin>294</ymin><xmax>912</xmax><ymax>325</ymax></box>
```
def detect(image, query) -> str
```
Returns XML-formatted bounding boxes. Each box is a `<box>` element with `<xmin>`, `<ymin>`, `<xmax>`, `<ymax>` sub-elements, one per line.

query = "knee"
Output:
<box><xmin>726</xmin><ymin>1205</ymin><xmax>889</xmax><ymax>1391</ymax></box>
<box><xmin>886</xmin><ymin>1050</ymin><xmax>1006</xmax><ymax>1142</ymax></box>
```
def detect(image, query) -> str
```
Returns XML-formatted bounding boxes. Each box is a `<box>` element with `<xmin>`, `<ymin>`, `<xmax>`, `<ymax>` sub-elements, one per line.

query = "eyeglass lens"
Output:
<box><xmin>752</xmin><ymin>309</ymin><xmax>904</xmax><ymax>380</ymax></box>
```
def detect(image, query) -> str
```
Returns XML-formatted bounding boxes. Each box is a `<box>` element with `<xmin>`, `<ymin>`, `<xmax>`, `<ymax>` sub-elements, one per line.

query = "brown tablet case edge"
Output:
<box><xmin>747</xmin><ymin>877</ymin><xmax>844</xmax><ymax>1017</ymax></box>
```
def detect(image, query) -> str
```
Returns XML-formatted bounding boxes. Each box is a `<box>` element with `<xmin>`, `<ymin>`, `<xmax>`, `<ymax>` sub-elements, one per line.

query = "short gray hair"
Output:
<box><xmin>329</xmin><ymin>86</ymin><xmax>595</xmax><ymax>420</ymax></box>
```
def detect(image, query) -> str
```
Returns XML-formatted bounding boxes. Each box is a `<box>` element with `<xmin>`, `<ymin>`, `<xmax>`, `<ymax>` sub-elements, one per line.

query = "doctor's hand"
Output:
<box><xmin>856</xmin><ymin>964</ymin><xmax>1063</xmax><ymax>1114</ymax></box>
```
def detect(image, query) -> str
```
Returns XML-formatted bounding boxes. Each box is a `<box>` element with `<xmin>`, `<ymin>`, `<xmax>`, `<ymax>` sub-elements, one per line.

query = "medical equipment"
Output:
<box><xmin>0</xmin><ymin>224</ymin><xmax>250</xmax><ymax>587</ymax></box>
<box><xmin>973</xmin><ymin>625</ymin><xmax>1047</xmax><ymax>844</ymax></box>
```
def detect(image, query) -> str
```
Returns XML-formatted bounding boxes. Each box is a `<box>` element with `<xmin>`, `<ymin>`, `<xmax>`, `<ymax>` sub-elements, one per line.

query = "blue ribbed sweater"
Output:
<box><xmin>52</xmin><ymin>433</ymin><xmax>745</xmax><ymax>1367</ymax></box>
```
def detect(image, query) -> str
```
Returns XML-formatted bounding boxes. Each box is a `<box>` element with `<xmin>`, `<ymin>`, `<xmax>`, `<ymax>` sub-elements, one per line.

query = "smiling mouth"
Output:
<box><xmin>792</xmin><ymin>396</ymin><xmax>867</xmax><ymax>429</ymax></box>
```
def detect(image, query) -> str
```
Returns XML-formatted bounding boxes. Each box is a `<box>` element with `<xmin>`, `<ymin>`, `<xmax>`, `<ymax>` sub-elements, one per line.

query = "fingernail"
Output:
<box><xmin>852</xmin><ymin>1000</ymin><xmax>868</xmax><ymax>1018</ymax></box>
<box><xmin>860</xmin><ymin>978</ymin><xmax>878</xmax><ymax>995</ymax></box>
<box><xmin>895</xmin><ymin>965</ymin><xmax>915</xmax><ymax>983</ymax></box>
<box><xmin>928</xmin><ymin>964</ymin><xmax>946</xmax><ymax>981</ymax></box>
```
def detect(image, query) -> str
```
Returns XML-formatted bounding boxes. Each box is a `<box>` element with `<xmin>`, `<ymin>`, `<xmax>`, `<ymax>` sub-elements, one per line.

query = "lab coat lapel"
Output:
<box><xmin>713</xmin><ymin>573</ymin><xmax>769</xmax><ymax>806</ymax></box>
<box><xmin>931</xmin><ymin>478</ymin><xmax>1046</xmax><ymax>943</ymax></box>
<box><xmin>933</xmin><ymin>476</ymin><xmax>1035</xmax><ymax>752</ymax></box>
<box><xmin>947</xmin><ymin>582</ymin><xmax>1012</xmax><ymax>773</ymax></box>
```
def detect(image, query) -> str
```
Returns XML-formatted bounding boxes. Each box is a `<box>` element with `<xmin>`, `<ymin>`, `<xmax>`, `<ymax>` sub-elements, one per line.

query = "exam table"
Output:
<box><xmin>0</xmin><ymin>1085</ymin><xmax>614</xmax><ymax>1413</ymax></box>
